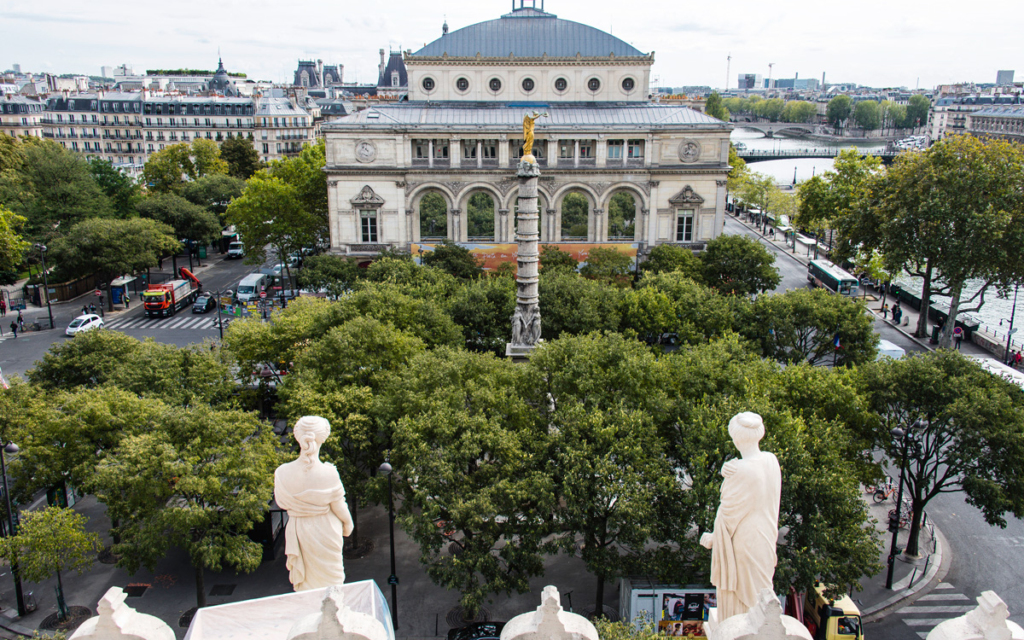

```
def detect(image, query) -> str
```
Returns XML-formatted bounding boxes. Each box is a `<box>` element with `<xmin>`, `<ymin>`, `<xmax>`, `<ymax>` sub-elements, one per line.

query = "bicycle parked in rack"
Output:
<box><xmin>872</xmin><ymin>476</ymin><xmax>897</xmax><ymax>503</ymax></box>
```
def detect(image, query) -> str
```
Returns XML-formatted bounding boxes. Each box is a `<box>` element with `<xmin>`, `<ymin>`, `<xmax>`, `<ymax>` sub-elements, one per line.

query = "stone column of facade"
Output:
<box><xmin>498</xmin><ymin>208</ymin><xmax>511</xmax><ymax>243</ymax></box>
<box><xmin>591</xmin><ymin>208</ymin><xmax>605</xmax><ymax>242</ymax></box>
<box><xmin>507</xmin><ymin>159</ymin><xmax>542</xmax><ymax>360</ymax></box>
<box><xmin>715</xmin><ymin>179</ymin><xmax>728</xmax><ymax>236</ymax></box>
<box><xmin>451</xmin><ymin>138</ymin><xmax>461</xmax><ymax>168</ymax></box>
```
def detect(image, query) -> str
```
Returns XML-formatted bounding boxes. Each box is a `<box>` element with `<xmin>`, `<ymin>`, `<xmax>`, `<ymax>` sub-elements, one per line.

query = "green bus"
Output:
<box><xmin>807</xmin><ymin>260</ymin><xmax>859</xmax><ymax>296</ymax></box>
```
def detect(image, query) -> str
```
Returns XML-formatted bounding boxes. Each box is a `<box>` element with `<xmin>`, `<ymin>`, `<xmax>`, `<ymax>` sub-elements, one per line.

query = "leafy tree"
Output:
<box><xmin>0</xmin><ymin>507</ymin><xmax>102</xmax><ymax>620</ymax></box>
<box><xmin>826</xmin><ymin>95</ymin><xmax>853</xmax><ymax>128</ymax></box>
<box><xmin>422</xmin><ymin>239</ymin><xmax>483</xmax><ymax>279</ymax></box>
<box><xmin>754</xmin><ymin>98</ymin><xmax>785</xmax><ymax>122</ymax></box>
<box><xmin>226</xmin><ymin>173</ymin><xmax>317</xmax><ymax>282</ymax></box>
<box><xmin>467</xmin><ymin>192</ymin><xmax>495</xmax><ymax>239</ymax></box>
<box><xmin>607</xmin><ymin>192</ymin><xmax>637</xmax><ymax>238</ymax></box>
<box><xmin>640</xmin><ymin>243</ymin><xmax>703</xmax><ymax>280</ymax></box>
<box><xmin>727</xmin><ymin>144</ymin><xmax>750</xmax><ymax>194</ymax></box>
<box><xmin>88</xmin><ymin>158</ymin><xmax>141</xmax><ymax>219</ymax></box>
<box><xmin>181</xmin><ymin>173</ymin><xmax>246</xmax><ymax>218</ymax></box>
<box><xmin>704</xmin><ymin>91</ymin><xmax>730</xmax><ymax>121</ymax></box>
<box><xmin>781</xmin><ymin>101</ymin><xmax>816</xmax><ymax>123</ymax></box>
<box><xmin>561</xmin><ymin>193</ymin><xmax>589</xmax><ymax>238</ymax></box>
<box><xmin>742</xmin><ymin>288</ymin><xmax>878</xmax><ymax>366</ymax></box>
<box><xmin>853</xmin><ymin>100</ymin><xmax>882</xmax><ymax>130</ymax></box>
<box><xmin>264</xmin><ymin>141</ymin><xmax>329</xmax><ymax>247</ymax></box>
<box><xmin>136</xmin><ymin>193</ymin><xmax>222</xmax><ymax>265</ymax></box>
<box><xmin>737</xmin><ymin>172</ymin><xmax>775</xmax><ymax>231</ymax></box>
<box><xmin>539</xmin><ymin>245</ymin><xmax>578</xmax><ymax>274</ymax></box>
<box><xmin>700</xmin><ymin>234</ymin><xmax>781</xmax><ymax>295</ymax></box>
<box><xmin>49</xmin><ymin>218</ymin><xmax>180</xmax><ymax>311</ymax></box>
<box><xmin>27</xmin><ymin>330</ymin><xmax>142</xmax><ymax>392</ymax></box>
<box><xmin>0</xmin><ymin>205</ymin><xmax>29</xmax><ymax>272</ymax></box>
<box><xmin>617</xmin><ymin>286</ymin><xmax>676</xmax><ymax>342</ymax></box>
<box><xmin>280</xmin><ymin>317</ymin><xmax>426</xmax><ymax>543</ymax></box>
<box><xmin>95</xmin><ymin>405</ymin><xmax>280</xmax><ymax>609</ymax></box>
<box><xmin>881</xmin><ymin>101</ymin><xmax>908</xmax><ymax>132</ymax></box>
<box><xmin>871</xmin><ymin>135</ymin><xmax>1024</xmax><ymax>345</ymax></box>
<box><xmin>906</xmin><ymin>95</ymin><xmax>930</xmax><ymax>129</ymax></box>
<box><xmin>448</xmin><ymin>275</ymin><xmax>516</xmax><ymax>353</ymax></box>
<box><xmin>219</xmin><ymin>136</ymin><xmax>264</xmax><ymax>180</ymax></box>
<box><xmin>580</xmin><ymin>247</ymin><xmax>632</xmax><ymax>282</ymax></box>
<box><xmin>298</xmin><ymin>255</ymin><xmax>365</xmax><ymax>299</ymax></box>
<box><xmin>389</xmin><ymin>348</ymin><xmax>553</xmax><ymax>616</ymax></box>
<box><xmin>538</xmin><ymin>271</ymin><xmax>622</xmax><ymax>340</ymax></box>
<box><xmin>797</xmin><ymin>149</ymin><xmax>882</xmax><ymax>262</ymax></box>
<box><xmin>550</xmin><ymin>404</ymin><xmax>674</xmax><ymax>612</ymax></box>
<box><xmin>2</xmin><ymin>140</ymin><xmax>112</xmax><ymax>238</ymax></box>
<box><xmin>861</xmin><ymin>350</ymin><xmax>1024</xmax><ymax>556</ymax></box>
<box><xmin>638</xmin><ymin>272</ymin><xmax>739</xmax><ymax>345</ymax></box>
<box><xmin>143</xmin><ymin>139</ymin><xmax>228</xmax><ymax>194</ymax></box>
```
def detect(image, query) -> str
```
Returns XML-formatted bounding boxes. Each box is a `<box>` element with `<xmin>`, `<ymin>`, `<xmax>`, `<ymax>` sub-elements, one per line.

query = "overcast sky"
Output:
<box><xmin>1</xmin><ymin>0</ymin><xmax>1018</xmax><ymax>90</ymax></box>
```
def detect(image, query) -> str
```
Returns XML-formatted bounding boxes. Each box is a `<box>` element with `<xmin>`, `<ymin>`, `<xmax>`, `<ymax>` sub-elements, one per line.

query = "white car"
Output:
<box><xmin>66</xmin><ymin>314</ymin><xmax>104</xmax><ymax>336</ymax></box>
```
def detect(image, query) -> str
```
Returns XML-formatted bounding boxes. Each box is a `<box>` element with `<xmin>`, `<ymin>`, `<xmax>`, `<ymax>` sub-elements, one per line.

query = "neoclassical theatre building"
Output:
<box><xmin>323</xmin><ymin>1</ymin><xmax>732</xmax><ymax>259</ymax></box>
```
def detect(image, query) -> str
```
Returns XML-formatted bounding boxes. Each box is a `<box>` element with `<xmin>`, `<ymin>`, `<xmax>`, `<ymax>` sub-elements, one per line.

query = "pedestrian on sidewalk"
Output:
<box><xmin>953</xmin><ymin>326</ymin><xmax>964</xmax><ymax>350</ymax></box>
<box><xmin>0</xmin><ymin>297</ymin><xmax>6</xmax><ymax>316</ymax></box>
<box><xmin>9</xmin><ymin>321</ymin><xmax>16</xmax><ymax>338</ymax></box>
<box><xmin>17</xmin><ymin>311</ymin><xmax>24</xmax><ymax>333</ymax></box>
<box><xmin>881</xmin><ymin>303</ymin><xmax>889</xmax><ymax>320</ymax></box>
<box><xmin>124</xmin><ymin>292</ymin><xmax>130</xmax><ymax>309</ymax></box>
<box><xmin>82</xmin><ymin>305</ymin><xmax>89</xmax><ymax>315</ymax></box>
<box><xmin>1016</xmin><ymin>351</ymin><xmax>1023</xmax><ymax>369</ymax></box>
<box><xmin>893</xmin><ymin>304</ymin><xmax>902</xmax><ymax>325</ymax></box>
<box><xmin>89</xmin><ymin>303</ymin><xmax>97</xmax><ymax>315</ymax></box>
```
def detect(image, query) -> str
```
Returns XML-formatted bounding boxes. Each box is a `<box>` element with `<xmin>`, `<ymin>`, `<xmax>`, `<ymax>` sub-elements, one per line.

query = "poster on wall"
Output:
<box><xmin>411</xmin><ymin>243</ymin><xmax>638</xmax><ymax>272</ymax></box>
<box><xmin>658</xmin><ymin>592</ymin><xmax>715</xmax><ymax>639</ymax></box>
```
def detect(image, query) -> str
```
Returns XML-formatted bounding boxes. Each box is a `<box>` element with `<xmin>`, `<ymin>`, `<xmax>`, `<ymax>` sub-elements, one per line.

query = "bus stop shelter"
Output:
<box><xmin>110</xmin><ymin>276</ymin><xmax>139</xmax><ymax>304</ymax></box>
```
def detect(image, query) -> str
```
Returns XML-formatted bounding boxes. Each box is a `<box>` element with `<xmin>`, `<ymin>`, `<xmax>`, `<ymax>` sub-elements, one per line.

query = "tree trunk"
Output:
<box><xmin>915</xmin><ymin>263</ymin><xmax>933</xmax><ymax>338</ymax></box>
<box><xmin>56</xmin><ymin>568</ymin><xmax>66</xmax><ymax>620</ymax></box>
<box><xmin>906</xmin><ymin>501</ymin><xmax>925</xmax><ymax>557</ymax></box>
<box><xmin>195</xmin><ymin>564</ymin><xmax>206</xmax><ymax>609</ymax></box>
<box><xmin>172</xmin><ymin>253</ymin><xmax>178</xmax><ymax>275</ymax></box>
<box><xmin>594</xmin><ymin>573</ymin><xmax>605</xmax><ymax>619</ymax></box>
<box><xmin>108</xmin><ymin>278</ymin><xmax>116</xmax><ymax>312</ymax></box>
<box><xmin>937</xmin><ymin>283</ymin><xmax>963</xmax><ymax>349</ymax></box>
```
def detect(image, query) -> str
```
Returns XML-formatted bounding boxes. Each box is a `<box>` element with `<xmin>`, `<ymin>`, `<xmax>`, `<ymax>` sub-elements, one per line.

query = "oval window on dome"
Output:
<box><xmin>522</xmin><ymin>78</ymin><xmax>535</xmax><ymax>92</ymax></box>
<box><xmin>621</xmin><ymin>77</ymin><xmax>635</xmax><ymax>92</ymax></box>
<box><xmin>456</xmin><ymin>77</ymin><xmax>469</xmax><ymax>92</ymax></box>
<box><xmin>489</xmin><ymin>78</ymin><xmax>502</xmax><ymax>92</ymax></box>
<box><xmin>554</xmin><ymin>77</ymin><xmax>568</xmax><ymax>92</ymax></box>
<box><xmin>588</xmin><ymin>77</ymin><xmax>601</xmax><ymax>92</ymax></box>
<box><xmin>422</xmin><ymin>77</ymin><xmax>435</xmax><ymax>92</ymax></box>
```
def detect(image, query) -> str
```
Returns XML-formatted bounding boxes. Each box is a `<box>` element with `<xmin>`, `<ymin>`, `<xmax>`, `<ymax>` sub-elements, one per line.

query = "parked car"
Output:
<box><xmin>447</xmin><ymin>623</ymin><xmax>506</xmax><ymax>640</ymax></box>
<box><xmin>193</xmin><ymin>293</ymin><xmax>217</xmax><ymax>314</ymax></box>
<box><xmin>65</xmin><ymin>314</ymin><xmax>104</xmax><ymax>336</ymax></box>
<box><xmin>287</xmin><ymin>252</ymin><xmax>303</xmax><ymax>268</ymax></box>
<box><xmin>269</xmin><ymin>263</ymin><xmax>287</xmax><ymax>277</ymax></box>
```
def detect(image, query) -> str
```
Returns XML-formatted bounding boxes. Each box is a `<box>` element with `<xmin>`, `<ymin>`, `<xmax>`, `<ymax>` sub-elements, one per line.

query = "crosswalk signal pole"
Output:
<box><xmin>217</xmin><ymin>290</ymin><xmax>224</xmax><ymax>341</ymax></box>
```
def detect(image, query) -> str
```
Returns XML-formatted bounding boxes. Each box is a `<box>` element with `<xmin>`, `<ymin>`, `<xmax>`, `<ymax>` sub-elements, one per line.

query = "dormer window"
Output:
<box><xmin>391</xmin><ymin>71</ymin><xmax>399</xmax><ymax>87</ymax></box>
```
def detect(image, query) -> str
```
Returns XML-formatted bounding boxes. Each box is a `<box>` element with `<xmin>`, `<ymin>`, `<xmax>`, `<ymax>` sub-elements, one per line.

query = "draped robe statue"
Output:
<box><xmin>274</xmin><ymin>416</ymin><xmax>354</xmax><ymax>591</ymax></box>
<box><xmin>700</xmin><ymin>412</ymin><xmax>782</xmax><ymax>621</ymax></box>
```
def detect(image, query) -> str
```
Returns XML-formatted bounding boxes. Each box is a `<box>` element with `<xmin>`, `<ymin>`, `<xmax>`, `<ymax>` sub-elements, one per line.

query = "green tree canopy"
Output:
<box><xmin>906</xmin><ymin>94</ymin><xmax>930</xmax><ymax>128</ymax></box>
<box><xmin>181</xmin><ymin>173</ymin><xmax>246</xmax><ymax>219</ymax></box>
<box><xmin>422</xmin><ymin>240</ymin><xmax>483</xmax><ymax>280</ymax></box>
<box><xmin>704</xmin><ymin>91</ymin><xmax>730</xmax><ymax>121</ymax></box>
<box><xmin>539</xmin><ymin>245</ymin><xmax>578</xmax><ymax>274</ymax></box>
<box><xmin>219</xmin><ymin>136</ymin><xmax>264</xmax><ymax>180</ymax></box>
<box><xmin>88</xmin><ymin>158</ymin><xmax>141</xmax><ymax>219</ymax></box>
<box><xmin>826</xmin><ymin>95</ymin><xmax>853</xmax><ymax>128</ymax></box>
<box><xmin>640</xmin><ymin>243</ymin><xmax>703</xmax><ymax>280</ymax></box>
<box><xmin>861</xmin><ymin>350</ymin><xmax>1024</xmax><ymax>555</ymax></box>
<box><xmin>0</xmin><ymin>204</ymin><xmax>29</xmax><ymax>272</ymax></box>
<box><xmin>538</xmin><ymin>271</ymin><xmax>622</xmax><ymax>340</ymax></box>
<box><xmin>49</xmin><ymin>218</ymin><xmax>180</xmax><ymax>310</ymax></box>
<box><xmin>580</xmin><ymin>247</ymin><xmax>633</xmax><ymax>282</ymax></box>
<box><xmin>95</xmin><ymin>405</ymin><xmax>280</xmax><ymax>608</ymax></box>
<box><xmin>136</xmin><ymin>193</ymin><xmax>222</xmax><ymax>249</ymax></box>
<box><xmin>700</xmin><ymin>234</ymin><xmax>781</xmax><ymax>295</ymax></box>
<box><xmin>143</xmin><ymin>139</ymin><xmax>228</xmax><ymax>194</ymax></box>
<box><xmin>298</xmin><ymin>255</ymin><xmax>365</xmax><ymax>299</ymax></box>
<box><xmin>226</xmin><ymin>173</ymin><xmax>314</xmax><ymax>281</ymax></box>
<box><xmin>447</xmin><ymin>275</ymin><xmax>516</xmax><ymax>354</ymax></box>
<box><xmin>853</xmin><ymin>100</ymin><xmax>882</xmax><ymax>130</ymax></box>
<box><xmin>263</xmin><ymin>141</ymin><xmax>329</xmax><ymax>247</ymax></box>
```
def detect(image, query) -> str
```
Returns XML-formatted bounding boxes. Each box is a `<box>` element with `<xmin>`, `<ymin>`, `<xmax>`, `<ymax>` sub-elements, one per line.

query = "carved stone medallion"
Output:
<box><xmin>678</xmin><ymin>139</ymin><xmax>701</xmax><ymax>163</ymax></box>
<box><xmin>355</xmin><ymin>140</ymin><xmax>377</xmax><ymax>163</ymax></box>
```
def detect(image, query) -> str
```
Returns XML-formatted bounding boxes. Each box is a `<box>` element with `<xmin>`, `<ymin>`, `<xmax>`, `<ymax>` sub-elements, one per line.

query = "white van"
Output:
<box><xmin>227</xmin><ymin>242</ymin><xmax>245</xmax><ymax>259</ymax></box>
<box><xmin>236</xmin><ymin>273</ymin><xmax>269</xmax><ymax>304</ymax></box>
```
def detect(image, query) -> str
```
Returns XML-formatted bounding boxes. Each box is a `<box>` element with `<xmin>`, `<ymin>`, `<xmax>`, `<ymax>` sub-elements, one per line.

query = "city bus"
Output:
<box><xmin>807</xmin><ymin>260</ymin><xmax>859</xmax><ymax>296</ymax></box>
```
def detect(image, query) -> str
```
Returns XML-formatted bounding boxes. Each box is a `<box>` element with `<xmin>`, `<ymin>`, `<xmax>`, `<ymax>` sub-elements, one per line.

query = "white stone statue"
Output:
<box><xmin>275</xmin><ymin>416</ymin><xmax>354</xmax><ymax>591</ymax></box>
<box><xmin>500</xmin><ymin>585</ymin><xmax>598</xmax><ymax>640</ymax></box>
<box><xmin>927</xmin><ymin>591</ymin><xmax>1024</xmax><ymax>640</ymax></box>
<box><xmin>700</xmin><ymin>412</ymin><xmax>782</xmax><ymax>621</ymax></box>
<box><xmin>70</xmin><ymin>587</ymin><xmax>175</xmax><ymax>640</ymax></box>
<box><xmin>705</xmin><ymin>588</ymin><xmax>812</xmax><ymax>640</ymax></box>
<box><xmin>287</xmin><ymin>586</ymin><xmax>390</xmax><ymax>640</ymax></box>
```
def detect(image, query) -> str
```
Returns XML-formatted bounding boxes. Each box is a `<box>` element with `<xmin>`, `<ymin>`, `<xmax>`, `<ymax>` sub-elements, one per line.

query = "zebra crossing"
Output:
<box><xmin>895</xmin><ymin>583</ymin><xmax>975</xmax><ymax>638</ymax></box>
<box><xmin>105</xmin><ymin>314</ymin><xmax>221</xmax><ymax>332</ymax></box>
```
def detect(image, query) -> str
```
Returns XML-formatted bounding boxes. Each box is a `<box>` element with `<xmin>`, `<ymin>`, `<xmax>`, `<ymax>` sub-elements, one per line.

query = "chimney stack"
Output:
<box><xmin>379</xmin><ymin>49</ymin><xmax>386</xmax><ymax>79</ymax></box>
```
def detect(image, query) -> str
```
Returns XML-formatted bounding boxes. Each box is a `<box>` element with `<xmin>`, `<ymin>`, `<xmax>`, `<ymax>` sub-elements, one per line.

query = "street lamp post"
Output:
<box><xmin>378</xmin><ymin>461</ymin><xmax>398</xmax><ymax>631</ymax></box>
<box><xmin>34</xmin><ymin>244</ymin><xmax>55</xmax><ymax>330</ymax></box>
<box><xmin>884</xmin><ymin>421</ymin><xmax>921</xmax><ymax>590</ymax></box>
<box><xmin>0</xmin><ymin>442</ymin><xmax>26</xmax><ymax>616</ymax></box>
<box><xmin>1003</xmin><ymin>283</ymin><xmax>1019</xmax><ymax>365</ymax></box>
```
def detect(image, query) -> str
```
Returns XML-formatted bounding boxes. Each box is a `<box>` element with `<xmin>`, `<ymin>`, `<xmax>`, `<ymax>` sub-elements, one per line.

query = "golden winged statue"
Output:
<box><xmin>522</xmin><ymin>111</ymin><xmax>548</xmax><ymax>164</ymax></box>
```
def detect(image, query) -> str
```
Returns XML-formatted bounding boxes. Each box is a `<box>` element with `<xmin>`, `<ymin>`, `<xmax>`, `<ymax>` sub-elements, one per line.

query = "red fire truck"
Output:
<box><xmin>143</xmin><ymin>268</ymin><xmax>202</xmax><ymax>317</ymax></box>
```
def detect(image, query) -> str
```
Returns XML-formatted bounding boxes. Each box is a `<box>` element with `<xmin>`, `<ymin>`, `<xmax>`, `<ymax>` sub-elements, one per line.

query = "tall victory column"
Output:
<box><xmin>507</xmin><ymin>112</ymin><xmax>547</xmax><ymax>360</ymax></box>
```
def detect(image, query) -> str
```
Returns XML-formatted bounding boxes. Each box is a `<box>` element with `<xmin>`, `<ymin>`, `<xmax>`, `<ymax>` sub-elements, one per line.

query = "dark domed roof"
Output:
<box><xmin>412</xmin><ymin>8</ymin><xmax>646</xmax><ymax>59</ymax></box>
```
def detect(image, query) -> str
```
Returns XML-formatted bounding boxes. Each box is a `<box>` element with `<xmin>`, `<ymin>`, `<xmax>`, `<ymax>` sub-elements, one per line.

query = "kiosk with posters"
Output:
<box><xmin>620</xmin><ymin>579</ymin><xmax>716</xmax><ymax>638</ymax></box>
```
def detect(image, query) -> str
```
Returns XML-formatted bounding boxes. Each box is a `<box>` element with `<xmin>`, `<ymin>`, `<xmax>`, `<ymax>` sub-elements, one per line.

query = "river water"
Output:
<box><xmin>730</xmin><ymin>127</ymin><xmax>1024</xmax><ymax>344</ymax></box>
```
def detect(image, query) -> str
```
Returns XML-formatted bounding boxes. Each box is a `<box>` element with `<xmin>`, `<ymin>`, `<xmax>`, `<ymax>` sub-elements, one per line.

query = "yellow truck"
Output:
<box><xmin>802</xmin><ymin>584</ymin><xmax>864</xmax><ymax>640</ymax></box>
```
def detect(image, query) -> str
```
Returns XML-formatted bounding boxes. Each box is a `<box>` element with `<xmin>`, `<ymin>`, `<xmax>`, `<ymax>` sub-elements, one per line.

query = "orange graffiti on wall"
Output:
<box><xmin>411</xmin><ymin>243</ymin><xmax>638</xmax><ymax>271</ymax></box>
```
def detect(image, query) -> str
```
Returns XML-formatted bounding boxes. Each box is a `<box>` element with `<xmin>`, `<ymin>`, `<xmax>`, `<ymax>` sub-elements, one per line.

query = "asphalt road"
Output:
<box><xmin>0</xmin><ymin>252</ymin><xmax>268</xmax><ymax>381</ymax></box>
